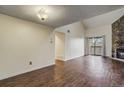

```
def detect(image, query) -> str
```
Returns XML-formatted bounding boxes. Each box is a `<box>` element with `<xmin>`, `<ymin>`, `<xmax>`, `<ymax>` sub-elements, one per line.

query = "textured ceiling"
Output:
<box><xmin>0</xmin><ymin>5</ymin><xmax>123</xmax><ymax>28</ymax></box>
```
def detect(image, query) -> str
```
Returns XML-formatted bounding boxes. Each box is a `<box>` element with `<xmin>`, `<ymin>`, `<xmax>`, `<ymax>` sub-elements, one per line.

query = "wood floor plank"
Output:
<box><xmin>0</xmin><ymin>56</ymin><xmax>124</xmax><ymax>87</ymax></box>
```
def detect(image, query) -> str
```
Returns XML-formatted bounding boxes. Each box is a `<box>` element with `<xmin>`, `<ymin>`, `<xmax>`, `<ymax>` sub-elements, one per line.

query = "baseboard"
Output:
<box><xmin>110</xmin><ymin>57</ymin><xmax>124</xmax><ymax>62</ymax></box>
<box><xmin>65</xmin><ymin>55</ymin><xmax>84</xmax><ymax>61</ymax></box>
<box><xmin>56</xmin><ymin>55</ymin><xmax>85</xmax><ymax>61</ymax></box>
<box><xmin>55</xmin><ymin>58</ymin><xmax>65</xmax><ymax>61</ymax></box>
<box><xmin>0</xmin><ymin>62</ymin><xmax>55</xmax><ymax>80</ymax></box>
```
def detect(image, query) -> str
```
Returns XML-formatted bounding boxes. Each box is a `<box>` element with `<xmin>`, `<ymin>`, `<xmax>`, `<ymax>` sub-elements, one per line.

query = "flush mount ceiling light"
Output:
<box><xmin>37</xmin><ymin>8</ymin><xmax>48</xmax><ymax>21</ymax></box>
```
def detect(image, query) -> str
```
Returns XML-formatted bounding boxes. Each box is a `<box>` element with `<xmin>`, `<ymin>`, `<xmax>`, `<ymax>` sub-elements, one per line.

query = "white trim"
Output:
<box><xmin>65</xmin><ymin>55</ymin><xmax>84</xmax><ymax>61</ymax></box>
<box><xmin>0</xmin><ymin>62</ymin><xmax>55</xmax><ymax>80</ymax></box>
<box><xmin>55</xmin><ymin>58</ymin><xmax>65</xmax><ymax>61</ymax></box>
<box><xmin>56</xmin><ymin>55</ymin><xmax>84</xmax><ymax>61</ymax></box>
<box><xmin>110</xmin><ymin>57</ymin><xmax>124</xmax><ymax>62</ymax></box>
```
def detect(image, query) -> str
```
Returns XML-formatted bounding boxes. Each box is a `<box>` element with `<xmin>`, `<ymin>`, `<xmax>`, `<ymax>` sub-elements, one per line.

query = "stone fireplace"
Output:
<box><xmin>112</xmin><ymin>15</ymin><xmax>124</xmax><ymax>59</ymax></box>
<box><xmin>116</xmin><ymin>47</ymin><xmax>124</xmax><ymax>59</ymax></box>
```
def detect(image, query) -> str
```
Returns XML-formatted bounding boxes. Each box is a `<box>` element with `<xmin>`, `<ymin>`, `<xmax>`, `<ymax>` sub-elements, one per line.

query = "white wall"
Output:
<box><xmin>85</xmin><ymin>25</ymin><xmax>112</xmax><ymax>57</ymax></box>
<box><xmin>84</xmin><ymin>8</ymin><xmax>124</xmax><ymax>57</ymax></box>
<box><xmin>1</xmin><ymin>7</ymin><xmax>122</xmax><ymax>80</ymax></box>
<box><xmin>0</xmin><ymin>14</ymin><xmax>55</xmax><ymax>80</ymax></box>
<box><xmin>83</xmin><ymin>7</ymin><xmax>124</xmax><ymax>29</ymax></box>
<box><xmin>55</xmin><ymin>22</ymin><xmax>85</xmax><ymax>60</ymax></box>
<box><xmin>55</xmin><ymin>32</ymin><xmax>65</xmax><ymax>60</ymax></box>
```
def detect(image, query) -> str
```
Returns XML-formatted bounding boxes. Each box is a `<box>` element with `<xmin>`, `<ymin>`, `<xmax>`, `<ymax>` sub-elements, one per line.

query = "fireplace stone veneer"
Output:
<box><xmin>112</xmin><ymin>15</ymin><xmax>124</xmax><ymax>59</ymax></box>
<box><xmin>116</xmin><ymin>47</ymin><xmax>124</xmax><ymax>59</ymax></box>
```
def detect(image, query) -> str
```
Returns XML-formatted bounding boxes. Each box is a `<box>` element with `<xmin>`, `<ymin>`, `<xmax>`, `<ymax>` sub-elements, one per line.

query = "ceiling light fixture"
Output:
<box><xmin>37</xmin><ymin>8</ymin><xmax>48</xmax><ymax>21</ymax></box>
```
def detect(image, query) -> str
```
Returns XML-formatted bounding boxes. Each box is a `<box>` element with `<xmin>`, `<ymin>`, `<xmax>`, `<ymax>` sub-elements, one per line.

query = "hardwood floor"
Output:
<box><xmin>0</xmin><ymin>56</ymin><xmax>124</xmax><ymax>87</ymax></box>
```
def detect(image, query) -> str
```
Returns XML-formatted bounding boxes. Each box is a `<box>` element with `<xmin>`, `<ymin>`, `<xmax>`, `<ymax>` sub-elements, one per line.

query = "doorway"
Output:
<box><xmin>55</xmin><ymin>32</ymin><xmax>65</xmax><ymax>61</ymax></box>
<box><xmin>86</xmin><ymin>36</ymin><xmax>105</xmax><ymax>56</ymax></box>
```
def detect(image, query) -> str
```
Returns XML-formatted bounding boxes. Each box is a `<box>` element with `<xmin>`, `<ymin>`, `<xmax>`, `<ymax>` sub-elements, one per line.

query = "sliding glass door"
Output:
<box><xmin>87</xmin><ymin>36</ymin><xmax>105</xmax><ymax>56</ymax></box>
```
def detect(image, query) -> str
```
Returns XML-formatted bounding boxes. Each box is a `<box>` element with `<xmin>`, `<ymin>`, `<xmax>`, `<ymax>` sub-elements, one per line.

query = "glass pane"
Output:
<box><xmin>87</xmin><ymin>37</ymin><xmax>104</xmax><ymax>56</ymax></box>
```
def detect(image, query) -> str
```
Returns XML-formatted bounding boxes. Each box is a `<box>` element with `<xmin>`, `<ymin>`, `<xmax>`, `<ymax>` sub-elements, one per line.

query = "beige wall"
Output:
<box><xmin>1</xmin><ymin>7</ymin><xmax>122</xmax><ymax>80</ymax></box>
<box><xmin>0</xmin><ymin>14</ymin><xmax>55</xmax><ymax>80</ymax></box>
<box><xmin>83</xmin><ymin>7</ymin><xmax>124</xmax><ymax>29</ymax></box>
<box><xmin>55</xmin><ymin>22</ymin><xmax>85</xmax><ymax>60</ymax></box>
<box><xmin>83</xmin><ymin>8</ymin><xmax>124</xmax><ymax>57</ymax></box>
<box><xmin>85</xmin><ymin>25</ymin><xmax>112</xmax><ymax>57</ymax></box>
